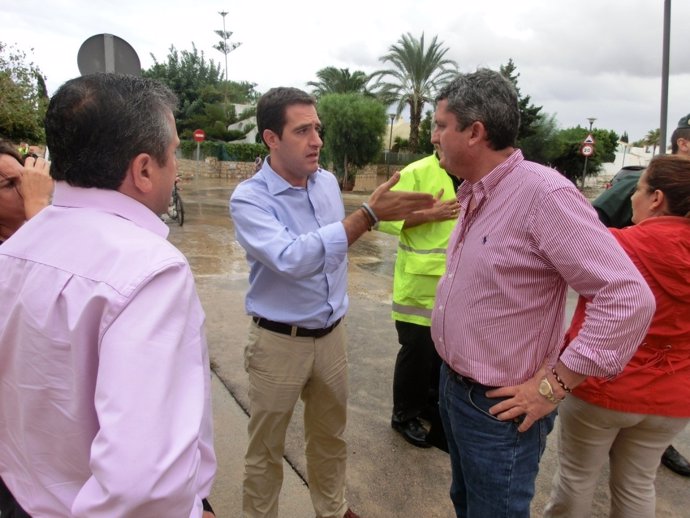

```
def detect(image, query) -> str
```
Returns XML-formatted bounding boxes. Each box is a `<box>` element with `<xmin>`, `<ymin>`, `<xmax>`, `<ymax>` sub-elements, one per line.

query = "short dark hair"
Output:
<box><xmin>670</xmin><ymin>127</ymin><xmax>690</xmax><ymax>155</ymax></box>
<box><xmin>435</xmin><ymin>69</ymin><xmax>520</xmax><ymax>150</ymax></box>
<box><xmin>645</xmin><ymin>154</ymin><xmax>690</xmax><ymax>218</ymax></box>
<box><xmin>256</xmin><ymin>87</ymin><xmax>315</xmax><ymax>146</ymax></box>
<box><xmin>45</xmin><ymin>73</ymin><xmax>178</xmax><ymax>189</ymax></box>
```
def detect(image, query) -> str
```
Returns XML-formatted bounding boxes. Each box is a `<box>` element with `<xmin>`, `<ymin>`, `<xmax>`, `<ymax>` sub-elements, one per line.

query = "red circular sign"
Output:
<box><xmin>193</xmin><ymin>129</ymin><xmax>206</xmax><ymax>142</ymax></box>
<box><xmin>580</xmin><ymin>143</ymin><xmax>594</xmax><ymax>157</ymax></box>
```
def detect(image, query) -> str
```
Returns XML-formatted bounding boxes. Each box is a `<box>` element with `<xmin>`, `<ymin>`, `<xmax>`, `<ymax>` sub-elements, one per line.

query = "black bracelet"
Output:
<box><xmin>551</xmin><ymin>367</ymin><xmax>572</xmax><ymax>393</ymax></box>
<box><xmin>357</xmin><ymin>207</ymin><xmax>373</xmax><ymax>230</ymax></box>
<box><xmin>202</xmin><ymin>498</ymin><xmax>215</xmax><ymax>515</ymax></box>
<box><xmin>360</xmin><ymin>202</ymin><xmax>380</xmax><ymax>226</ymax></box>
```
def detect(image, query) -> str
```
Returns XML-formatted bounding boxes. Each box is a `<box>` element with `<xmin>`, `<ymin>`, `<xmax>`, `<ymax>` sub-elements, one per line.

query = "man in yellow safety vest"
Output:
<box><xmin>378</xmin><ymin>147</ymin><xmax>460</xmax><ymax>449</ymax></box>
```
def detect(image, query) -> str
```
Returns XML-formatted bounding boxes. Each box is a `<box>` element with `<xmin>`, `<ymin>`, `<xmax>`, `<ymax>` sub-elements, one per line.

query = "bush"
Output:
<box><xmin>180</xmin><ymin>140</ymin><xmax>267</xmax><ymax>161</ymax></box>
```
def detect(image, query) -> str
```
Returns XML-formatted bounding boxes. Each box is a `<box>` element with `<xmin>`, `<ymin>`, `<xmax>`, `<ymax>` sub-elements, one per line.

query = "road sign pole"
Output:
<box><xmin>196</xmin><ymin>142</ymin><xmax>201</xmax><ymax>179</ymax></box>
<box><xmin>192</xmin><ymin>129</ymin><xmax>206</xmax><ymax>181</ymax></box>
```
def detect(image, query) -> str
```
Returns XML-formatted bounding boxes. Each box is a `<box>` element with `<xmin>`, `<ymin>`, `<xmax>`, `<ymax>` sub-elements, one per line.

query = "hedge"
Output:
<box><xmin>180</xmin><ymin>140</ymin><xmax>268</xmax><ymax>161</ymax></box>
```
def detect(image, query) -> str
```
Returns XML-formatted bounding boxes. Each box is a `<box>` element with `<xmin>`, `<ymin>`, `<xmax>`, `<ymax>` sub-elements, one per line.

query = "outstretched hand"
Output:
<box><xmin>367</xmin><ymin>171</ymin><xmax>434</xmax><ymax>222</ymax></box>
<box><xmin>425</xmin><ymin>188</ymin><xmax>460</xmax><ymax>221</ymax></box>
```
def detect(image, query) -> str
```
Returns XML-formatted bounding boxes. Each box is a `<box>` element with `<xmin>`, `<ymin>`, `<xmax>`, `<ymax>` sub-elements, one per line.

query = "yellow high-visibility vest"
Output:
<box><xmin>378</xmin><ymin>154</ymin><xmax>458</xmax><ymax>326</ymax></box>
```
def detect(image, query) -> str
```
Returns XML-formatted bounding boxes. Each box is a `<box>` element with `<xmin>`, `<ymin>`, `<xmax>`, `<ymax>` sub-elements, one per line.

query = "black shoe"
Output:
<box><xmin>661</xmin><ymin>445</ymin><xmax>690</xmax><ymax>477</ymax></box>
<box><xmin>391</xmin><ymin>417</ymin><xmax>431</xmax><ymax>448</ymax></box>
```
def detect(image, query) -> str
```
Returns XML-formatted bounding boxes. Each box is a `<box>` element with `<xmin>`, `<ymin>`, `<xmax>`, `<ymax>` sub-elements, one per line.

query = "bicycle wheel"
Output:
<box><xmin>175</xmin><ymin>194</ymin><xmax>184</xmax><ymax>226</ymax></box>
<box><xmin>167</xmin><ymin>196</ymin><xmax>178</xmax><ymax>220</ymax></box>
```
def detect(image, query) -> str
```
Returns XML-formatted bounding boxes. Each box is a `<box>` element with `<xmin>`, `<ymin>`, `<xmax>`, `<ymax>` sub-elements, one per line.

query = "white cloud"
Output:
<box><xmin>3</xmin><ymin>0</ymin><xmax>689</xmax><ymax>142</ymax></box>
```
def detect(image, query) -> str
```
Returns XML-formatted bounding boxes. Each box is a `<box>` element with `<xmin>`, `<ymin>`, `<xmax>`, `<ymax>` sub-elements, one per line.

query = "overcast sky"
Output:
<box><xmin>4</xmin><ymin>0</ymin><xmax>689</xmax><ymax>143</ymax></box>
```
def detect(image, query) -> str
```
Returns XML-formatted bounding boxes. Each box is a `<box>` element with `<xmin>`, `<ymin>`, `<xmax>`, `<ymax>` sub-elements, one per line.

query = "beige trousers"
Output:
<box><xmin>544</xmin><ymin>395</ymin><xmax>688</xmax><ymax>518</ymax></box>
<box><xmin>242</xmin><ymin>321</ymin><xmax>348</xmax><ymax>518</ymax></box>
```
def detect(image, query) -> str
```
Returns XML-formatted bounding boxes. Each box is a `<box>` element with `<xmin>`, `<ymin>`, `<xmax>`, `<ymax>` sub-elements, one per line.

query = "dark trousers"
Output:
<box><xmin>0</xmin><ymin>477</ymin><xmax>31</xmax><ymax>518</ymax></box>
<box><xmin>392</xmin><ymin>320</ymin><xmax>447</xmax><ymax>450</ymax></box>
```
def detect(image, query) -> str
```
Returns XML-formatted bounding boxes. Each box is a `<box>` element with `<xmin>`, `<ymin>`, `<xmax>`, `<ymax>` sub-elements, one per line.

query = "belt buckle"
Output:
<box><xmin>290</xmin><ymin>325</ymin><xmax>298</xmax><ymax>337</ymax></box>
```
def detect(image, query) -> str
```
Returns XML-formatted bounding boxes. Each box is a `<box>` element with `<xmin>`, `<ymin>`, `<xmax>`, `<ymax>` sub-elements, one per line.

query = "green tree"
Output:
<box><xmin>497</xmin><ymin>58</ymin><xmax>564</xmax><ymax>166</ymax></box>
<box><xmin>0</xmin><ymin>42</ymin><xmax>48</xmax><ymax>142</ymax></box>
<box><xmin>499</xmin><ymin>59</ymin><xmax>543</xmax><ymax>142</ymax></box>
<box><xmin>643</xmin><ymin>128</ymin><xmax>661</xmax><ymax>155</ymax></box>
<box><xmin>518</xmin><ymin>113</ymin><xmax>560</xmax><ymax>165</ymax></box>
<box><xmin>550</xmin><ymin>126</ymin><xmax>619</xmax><ymax>184</ymax></box>
<box><xmin>417</xmin><ymin>110</ymin><xmax>435</xmax><ymax>155</ymax></box>
<box><xmin>318</xmin><ymin>93</ymin><xmax>387</xmax><ymax>189</ymax></box>
<box><xmin>143</xmin><ymin>44</ymin><xmax>259</xmax><ymax>140</ymax></box>
<box><xmin>371</xmin><ymin>33</ymin><xmax>457</xmax><ymax>152</ymax></box>
<box><xmin>391</xmin><ymin>136</ymin><xmax>410</xmax><ymax>152</ymax></box>
<box><xmin>308</xmin><ymin>67</ymin><xmax>372</xmax><ymax>98</ymax></box>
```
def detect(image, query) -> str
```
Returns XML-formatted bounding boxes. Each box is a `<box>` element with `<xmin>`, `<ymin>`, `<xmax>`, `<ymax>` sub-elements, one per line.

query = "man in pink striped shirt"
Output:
<box><xmin>430</xmin><ymin>69</ymin><xmax>655</xmax><ymax>518</ymax></box>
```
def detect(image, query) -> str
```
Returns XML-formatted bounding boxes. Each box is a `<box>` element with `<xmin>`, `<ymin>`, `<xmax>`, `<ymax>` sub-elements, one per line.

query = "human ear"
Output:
<box><xmin>129</xmin><ymin>153</ymin><xmax>154</xmax><ymax>194</ymax></box>
<box><xmin>468</xmin><ymin>121</ymin><xmax>485</xmax><ymax>144</ymax></box>
<box><xmin>263</xmin><ymin>129</ymin><xmax>279</xmax><ymax>149</ymax></box>
<box><xmin>651</xmin><ymin>189</ymin><xmax>667</xmax><ymax>214</ymax></box>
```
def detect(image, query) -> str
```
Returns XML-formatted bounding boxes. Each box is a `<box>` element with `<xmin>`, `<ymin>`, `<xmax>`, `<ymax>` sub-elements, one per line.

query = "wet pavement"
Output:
<box><xmin>167</xmin><ymin>176</ymin><xmax>688</xmax><ymax>517</ymax></box>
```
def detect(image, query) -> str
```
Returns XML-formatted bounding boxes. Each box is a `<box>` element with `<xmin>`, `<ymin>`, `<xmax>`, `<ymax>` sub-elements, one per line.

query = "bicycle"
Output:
<box><xmin>167</xmin><ymin>177</ymin><xmax>185</xmax><ymax>226</ymax></box>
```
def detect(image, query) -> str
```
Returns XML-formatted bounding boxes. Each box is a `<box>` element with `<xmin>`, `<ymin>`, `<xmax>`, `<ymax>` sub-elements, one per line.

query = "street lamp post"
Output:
<box><xmin>387</xmin><ymin>114</ymin><xmax>396</xmax><ymax>177</ymax></box>
<box><xmin>581</xmin><ymin>117</ymin><xmax>596</xmax><ymax>190</ymax></box>
<box><xmin>218</xmin><ymin>11</ymin><xmax>229</xmax><ymax>82</ymax></box>
<box><xmin>215</xmin><ymin>10</ymin><xmax>241</xmax><ymax>119</ymax></box>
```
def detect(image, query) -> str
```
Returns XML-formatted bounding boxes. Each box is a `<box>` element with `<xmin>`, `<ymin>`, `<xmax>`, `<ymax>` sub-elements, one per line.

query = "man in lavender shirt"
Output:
<box><xmin>0</xmin><ymin>74</ymin><xmax>216</xmax><ymax>517</ymax></box>
<box><xmin>429</xmin><ymin>69</ymin><xmax>655</xmax><ymax>517</ymax></box>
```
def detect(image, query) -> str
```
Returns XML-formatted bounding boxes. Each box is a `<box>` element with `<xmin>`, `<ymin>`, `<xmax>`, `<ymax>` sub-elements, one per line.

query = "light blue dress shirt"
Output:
<box><xmin>230</xmin><ymin>160</ymin><xmax>349</xmax><ymax>328</ymax></box>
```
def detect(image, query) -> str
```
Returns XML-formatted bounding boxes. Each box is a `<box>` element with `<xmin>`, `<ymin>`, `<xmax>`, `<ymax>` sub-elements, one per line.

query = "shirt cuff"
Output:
<box><xmin>318</xmin><ymin>222</ymin><xmax>348</xmax><ymax>272</ymax></box>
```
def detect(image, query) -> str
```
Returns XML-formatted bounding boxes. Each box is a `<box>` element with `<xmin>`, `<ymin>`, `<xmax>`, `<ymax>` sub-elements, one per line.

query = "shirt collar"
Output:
<box><xmin>51</xmin><ymin>182</ymin><xmax>170</xmax><ymax>238</ymax></box>
<box><xmin>457</xmin><ymin>149</ymin><xmax>524</xmax><ymax>205</ymax></box>
<box><xmin>261</xmin><ymin>156</ymin><xmax>319</xmax><ymax>195</ymax></box>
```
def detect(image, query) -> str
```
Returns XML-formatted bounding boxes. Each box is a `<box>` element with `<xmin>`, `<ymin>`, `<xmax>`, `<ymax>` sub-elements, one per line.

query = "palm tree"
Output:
<box><xmin>370</xmin><ymin>32</ymin><xmax>457</xmax><ymax>152</ymax></box>
<box><xmin>307</xmin><ymin>67</ymin><xmax>372</xmax><ymax>98</ymax></box>
<box><xmin>644</xmin><ymin>128</ymin><xmax>661</xmax><ymax>155</ymax></box>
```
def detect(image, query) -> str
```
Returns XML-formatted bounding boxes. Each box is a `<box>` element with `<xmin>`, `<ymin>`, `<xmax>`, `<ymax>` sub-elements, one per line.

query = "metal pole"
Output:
<box><xmin>621</xmin><ymin>144</ymin><xmax>628</xmax><ymax>167</ymax></box>
<box><xmin>659</xmin><ymin>0</ymin><xmax>671</xmax><ymax>155</ymax></box>
<box><xmin>196</xmin><ymin>142</ymin><xmax>201</xmax><ymax>179</ymax></box>
<box><xmin>387</xmin><ymin>114</ymin><xmax>395</xmax><ymax>178</ymax></box>
<box><xmin>581</xmin><ymin>156</ymin><xmax>589</xmax><ymax>190</ymax></box>
<box><xmin>581</xmin><ymin>118</ymin><xmax>596</xmax><ymax>190</ymax></box>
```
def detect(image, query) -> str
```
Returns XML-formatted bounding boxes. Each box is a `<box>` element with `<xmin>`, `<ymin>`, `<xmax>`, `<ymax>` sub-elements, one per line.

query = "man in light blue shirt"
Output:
<box><xmin>230</xmin><ymin>87</ymin><xmax>433</xmax><ymax>518</ymax></box>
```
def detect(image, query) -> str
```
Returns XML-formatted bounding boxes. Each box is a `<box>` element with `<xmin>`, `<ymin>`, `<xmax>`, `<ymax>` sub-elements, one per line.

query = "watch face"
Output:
<box><xmin>539</xmin><ymin>378</ymin><xmax>551</xmax><ymax>396</ymax></box>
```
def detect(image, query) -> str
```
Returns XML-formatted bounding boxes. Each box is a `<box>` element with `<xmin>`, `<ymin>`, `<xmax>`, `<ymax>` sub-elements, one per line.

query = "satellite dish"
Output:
<box><xmin>77</xmin><ymin>33</ymin><xmax>141</xmax><ymax>76</ymax></box>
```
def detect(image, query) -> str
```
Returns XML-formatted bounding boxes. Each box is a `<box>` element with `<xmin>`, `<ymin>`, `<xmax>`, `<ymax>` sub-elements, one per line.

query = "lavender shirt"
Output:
<box><xmin>432</xmin><ymin>150</ymin><xmax>655</xmax><ymax>387</ymax></box>
<box><xmin>0</xmin><ymin>183</ymin><xmax>215</xmax><ymax>517</ymax></box>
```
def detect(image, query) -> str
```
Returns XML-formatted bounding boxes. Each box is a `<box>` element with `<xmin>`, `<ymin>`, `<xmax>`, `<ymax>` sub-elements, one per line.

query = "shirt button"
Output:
<box><xmin>439</xmin><ymin>305</ymin><xmax>444</xmax><ymax>311</ymax></box>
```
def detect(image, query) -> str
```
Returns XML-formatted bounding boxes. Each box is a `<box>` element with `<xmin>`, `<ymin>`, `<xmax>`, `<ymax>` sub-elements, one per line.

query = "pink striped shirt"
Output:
<box><xmin>431</xmin><ymin>150</ymin><xmax>655</xmax><ymax>387</ymax></box>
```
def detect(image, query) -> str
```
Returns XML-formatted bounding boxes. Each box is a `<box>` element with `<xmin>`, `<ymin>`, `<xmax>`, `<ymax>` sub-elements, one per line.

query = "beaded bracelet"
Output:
<box><xmin>551</xmin><ymin>367</ymin><xmax>572</xmax><ymax>393</ymax></box>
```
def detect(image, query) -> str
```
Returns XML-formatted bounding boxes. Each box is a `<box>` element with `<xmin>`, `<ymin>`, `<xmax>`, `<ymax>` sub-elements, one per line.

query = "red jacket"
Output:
<box><xmin>565</xmin><ymin>216</ymin><xmax>690</xmax><ymax>417</ymax></box>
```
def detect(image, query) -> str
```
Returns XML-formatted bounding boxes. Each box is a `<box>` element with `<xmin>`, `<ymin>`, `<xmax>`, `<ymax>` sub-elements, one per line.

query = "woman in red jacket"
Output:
<box><xmin>544</xmin><ymin>154</ymin><xmax>690</xmax><ymax>517</ymax></box>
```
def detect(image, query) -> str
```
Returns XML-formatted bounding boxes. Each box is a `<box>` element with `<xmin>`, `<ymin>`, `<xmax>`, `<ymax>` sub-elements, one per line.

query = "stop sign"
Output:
<box><xmin>193</xmin><ymin>129</ymin><xmax>206</xmax><ymax>143</ymax></box>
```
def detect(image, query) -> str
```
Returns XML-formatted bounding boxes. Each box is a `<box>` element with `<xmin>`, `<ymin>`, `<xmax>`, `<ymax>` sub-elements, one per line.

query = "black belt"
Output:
<box><xmin>444</xmin><ymin>363</ymin><xmax>497</xmax><ymax>390</ymax></box>
<box><xmin>252</xmin><ymin>316</ymin><xmax>342</xmax><ymax>338</ymax></box>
